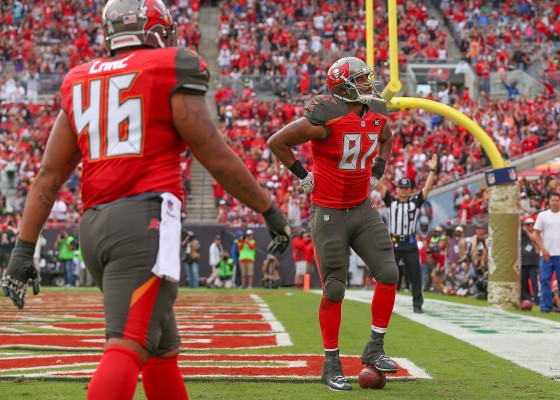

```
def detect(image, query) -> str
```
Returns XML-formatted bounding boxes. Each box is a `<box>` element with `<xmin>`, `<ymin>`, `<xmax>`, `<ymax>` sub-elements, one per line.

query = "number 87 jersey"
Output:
<box><xmin>60</xmin><ymin>48</ymin><xmax>209</xmax><ymax>211</ymax></box>
<box><xmin>304</xmin><ymin>94</ymin><xmax>389</xmax><ymax>209</ymax></box>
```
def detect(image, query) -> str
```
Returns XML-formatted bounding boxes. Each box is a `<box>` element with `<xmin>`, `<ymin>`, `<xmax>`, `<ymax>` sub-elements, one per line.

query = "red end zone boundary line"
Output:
<box><xmin>0</xmin><ymin>354</ymin><xmax>431</xmax><ymax>381</ymax></box>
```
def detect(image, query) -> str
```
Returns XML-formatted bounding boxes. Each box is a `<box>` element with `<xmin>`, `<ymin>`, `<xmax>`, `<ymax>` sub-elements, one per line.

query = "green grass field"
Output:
<box><xmin>1</xmin><ymin>288</ymin><xmax>559</xmax><ymax>399</ymax></box>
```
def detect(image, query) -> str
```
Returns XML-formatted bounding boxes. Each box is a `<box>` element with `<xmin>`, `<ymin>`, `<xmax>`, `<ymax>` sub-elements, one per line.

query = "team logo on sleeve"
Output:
<box><xmin>374</xmin><ymin>118</ymin><xmax>380</xmax><ymax>126</ymax></box>
<box><xmin>149</xmin><ymin>219</ymin><xmax>160</xmax><ymax>231</ymax></box>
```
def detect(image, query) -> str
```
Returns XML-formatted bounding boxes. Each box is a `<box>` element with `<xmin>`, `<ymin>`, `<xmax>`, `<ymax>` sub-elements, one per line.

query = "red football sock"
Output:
<box><xmin>87</xmin><ymin>346</ymin><xmax>143</xmax><ymax>400</ymax></box>
<box><xmin>319</xmin><ymin>296</ymin><xmax>342</xmax><ymax>350</ymax></box>
<box><xmin>371</xmin><ymin>282</ymin><xmax>397</xmax><ymax>329</ymax></box>
<box><xmin>142</xmin><ymin>356</ymin><xmax>188</xmax><ymax>400</ymax></box>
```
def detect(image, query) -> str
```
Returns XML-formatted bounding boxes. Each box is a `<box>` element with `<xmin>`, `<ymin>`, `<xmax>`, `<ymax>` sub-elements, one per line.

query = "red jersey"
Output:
<box><xmin>304</xmin><ymin>95</ymin><xmax>388</xmax><ymax>208</ymax></box>
<box><xmin>60</xmin><ymin>48</ymin><xmax>209</xmax><ymax>210</ymax></box>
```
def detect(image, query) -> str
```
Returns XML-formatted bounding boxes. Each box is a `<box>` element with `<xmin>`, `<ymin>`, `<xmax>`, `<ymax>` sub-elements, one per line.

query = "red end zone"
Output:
<box><xmin>0</xmin><ymin>291</ymin><xmax>430</xmax><ymax>380</ymax></box>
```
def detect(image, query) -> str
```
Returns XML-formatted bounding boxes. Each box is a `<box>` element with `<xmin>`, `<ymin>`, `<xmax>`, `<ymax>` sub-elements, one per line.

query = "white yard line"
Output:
<box><xmin>338</xmin><ymin>289</ymin><xmax>560</xmax><ymax>380</ymax></box>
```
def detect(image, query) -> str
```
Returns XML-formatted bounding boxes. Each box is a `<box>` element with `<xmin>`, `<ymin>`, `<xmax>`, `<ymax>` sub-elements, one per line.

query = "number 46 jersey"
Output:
<box><xmin>60</xmin><ymin>48</ymin><xmax>209</xmax><ymax>211</ymax></box>
<box><xmin>303</xmin><ymin>94</ymin><xmax>389</xmax><ymax>209</ymax></box>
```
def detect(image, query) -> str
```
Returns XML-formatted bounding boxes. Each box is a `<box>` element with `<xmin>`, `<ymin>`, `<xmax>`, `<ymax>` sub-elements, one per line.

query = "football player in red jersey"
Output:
<box><xmin>1</xmin><ymin>1</ymin><xmax>291</xmax><ymax>399</ymax></box>
<box><xmin>268</xmin><ymin>57</ymin><xmax>399</xmax><ymax>391</ymax></box>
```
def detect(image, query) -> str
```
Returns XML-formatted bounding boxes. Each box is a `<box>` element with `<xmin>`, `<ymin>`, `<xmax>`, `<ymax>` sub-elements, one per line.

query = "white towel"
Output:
<box><xmin>151</xmin><ymin>193</ymin><xmax>182</xmax><ymax>282</ymax></box>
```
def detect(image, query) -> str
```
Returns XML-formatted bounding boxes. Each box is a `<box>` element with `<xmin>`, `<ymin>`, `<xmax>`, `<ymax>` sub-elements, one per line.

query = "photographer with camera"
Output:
<box><xmin>181</xmin><ymin>231</ymin><xmax>200</xmax><ymax>288</ymax></box>
<box><xmin>262</xmin><ymin>254</ymin><xmax>281</xmax><ymax>289</ymax></box>
<box><xmin>54</xmin><ymin>231</ymin><xmax>76</xmax><ymax>286</ymax></box>
<box><xmin>215</xmin><ymin>252</ymin><xmax>234</xmax><ymax>289</ymax></box>
<box><xmin>468</xmin><ymin>224</ymin><xmax>489</xmax><ymax>299</ymax></box>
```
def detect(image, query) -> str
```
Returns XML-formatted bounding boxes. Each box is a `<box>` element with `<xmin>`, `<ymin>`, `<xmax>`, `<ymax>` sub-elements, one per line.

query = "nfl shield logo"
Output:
<box><xmin>361</xmin><ymin>121</ymin><xmax>366</xmax><ymax>127</ymax></box>
<box><xmin>508</xmin><ymin>168</ymin><xmax>517</xmax><ymax>181</ymax></box>
<box><xmin>487</xmin><ymin>172</ymin><xmax>496</xmax><ymax>185</ymax></box>
<box><xmin>323</xmin><ymin>215</ymin><xmax>330</xmax><ymax>222</ymax></box>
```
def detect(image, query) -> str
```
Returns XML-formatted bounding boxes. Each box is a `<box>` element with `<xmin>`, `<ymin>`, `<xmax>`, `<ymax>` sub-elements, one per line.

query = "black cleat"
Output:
<box><xmin>413</xmin><ymin>306</ymin><xmax>425</xmax><ymax>314</ymax></box>
<box><xmin>361</xmin><ymin>339</ymin><xmax>398</xmax><ymax>373</ymax></box>
<box><xmin>321</xmin><ymin>357</ymin><xmax>352</xmax><ymax>391</ymax></box>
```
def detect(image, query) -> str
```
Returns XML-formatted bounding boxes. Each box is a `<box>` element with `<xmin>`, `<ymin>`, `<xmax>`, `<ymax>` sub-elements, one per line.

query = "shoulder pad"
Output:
<box><xmin>304</xmin><ymin>95</ymin><xmax>348</xmax><ymax>126</ymax></box>
<box><xmin>173</xmin><ymin>48</ymin><xmax>210</xmax><ymax>96</ymax></box>
<box><xmin>366</xmin><ymin>98</ymin><xmax>389</xmax><ymax>117</ymax></box>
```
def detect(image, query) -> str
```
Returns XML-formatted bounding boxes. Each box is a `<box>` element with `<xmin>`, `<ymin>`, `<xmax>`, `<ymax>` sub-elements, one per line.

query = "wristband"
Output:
<box><xmin>14</xmin><ymin>240</ymin><xmax>36</xmax><ymax>254</ymax></box>
<box><xmin>430</xmin><ymin>169</ymin><xmax>437</xmax><ymax>172</ymax></box>
<box><xmin>288</xmin><ymin>160</ymin><xmax>309</xmax><ymax>180</ymax></box>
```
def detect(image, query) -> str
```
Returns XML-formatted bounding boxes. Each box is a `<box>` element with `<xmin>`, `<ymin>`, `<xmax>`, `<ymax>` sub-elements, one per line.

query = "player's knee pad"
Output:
<box><xmin>375</xmin><ymin>262</ymin><xmax>399</xmax><ymax>285</ymax></box>
<box><xmin>324</xmin><ymin>279</ymin><xmax>346</xmax><ymax>302</ymax></box>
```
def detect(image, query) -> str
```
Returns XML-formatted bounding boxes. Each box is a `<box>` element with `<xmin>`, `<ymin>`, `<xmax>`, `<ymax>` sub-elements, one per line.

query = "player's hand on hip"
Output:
<box><xmin>263</xmin><ymin>204</ymin><xmax>292</xmax><ymax>255</ymax></box>
<box><xmin>1</xmin><ymin>240</ymin><xmax>40</xmax><ymax>309</ymax></box>
<box><xmin>299</xmin><ymin>172</ymin><xmax>314</xmax><ymax>194</ymax></box>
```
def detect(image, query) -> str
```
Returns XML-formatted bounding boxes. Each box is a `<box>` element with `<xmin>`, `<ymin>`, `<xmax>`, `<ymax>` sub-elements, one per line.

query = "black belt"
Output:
<box><xmin>391</xmin><ymin>234</ymin><xmax>413</xmax><ymax>242</ymax></box>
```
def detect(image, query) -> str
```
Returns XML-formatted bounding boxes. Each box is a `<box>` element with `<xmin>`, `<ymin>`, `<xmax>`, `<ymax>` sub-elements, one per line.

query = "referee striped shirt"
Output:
<box><xmin>383</xmin><ymin>191</ymin><xmax>425</xmax><ymax>236</ymax></box>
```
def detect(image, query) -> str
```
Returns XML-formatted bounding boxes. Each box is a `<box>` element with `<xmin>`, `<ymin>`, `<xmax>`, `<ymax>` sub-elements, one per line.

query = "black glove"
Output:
<box><xmin>371</xmin><ymin>157</ymin><xmax>386</xmax><ymax>180</ymax></box>
<box><xmin>370</xmin><ymin>157</ymin><xmax>387</xmax><ymax>190</ymax></box>
<box><xmin>2</xmin><ymin>240</ymin><xmax>40</xmax><ymax>309</ymax></box>
<box><xmin>263</xmin><ymin>204</ymin><xmax>292</xmax><ymax>255</ymax></box>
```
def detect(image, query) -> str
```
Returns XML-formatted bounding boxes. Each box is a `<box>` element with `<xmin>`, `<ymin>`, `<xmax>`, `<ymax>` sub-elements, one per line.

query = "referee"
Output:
<box><xmin>377</xmin><ymin>154</ymin><xmax>438</xmax><ymax>313</ymax></box>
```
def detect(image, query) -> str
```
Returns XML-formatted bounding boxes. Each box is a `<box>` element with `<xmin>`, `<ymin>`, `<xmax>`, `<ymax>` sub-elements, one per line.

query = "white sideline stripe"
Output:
<box><xmin>338</xmin><ymin>289</ymin><xmax>560</xmax><ymax>381</ymax></box>
<box><xmin>276</xmin><ymin>332</ymin><xmax>293</xmax><ymax>347</ymax></box>
<box><xmin>392</xmin><ymin>358</ymin><xmax>432</xmax><ymax>379</ymax></box>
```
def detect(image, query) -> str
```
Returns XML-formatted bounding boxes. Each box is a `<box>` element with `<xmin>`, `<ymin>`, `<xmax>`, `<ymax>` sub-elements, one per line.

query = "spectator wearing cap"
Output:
<box><xmin>182</xmin><ymin>231</ymin><xmax>200</xmax><ymax>288</ymax></box>
<box><xmin>239</xmin><ymin>229</ymin><xmax>257</xmax><ymax>289</ymax></box>
<box><xmin>521</xmin><ymin>217</ymin><xmax>540</xmax><ymax>305</ymax></box>
<box><xmin>207</xmin><ymin>235</ymin><xmax>224</xmax><ymax>288</ymax></box>
<box><xmin>532</xmin><ymin>192</ymin><xmax>560</xmax><ymax>313</ymax></box>
<box><xmin>377</xmin><ymin>154</ymin><xmax>438</xmax><ymax>313</ymax></box>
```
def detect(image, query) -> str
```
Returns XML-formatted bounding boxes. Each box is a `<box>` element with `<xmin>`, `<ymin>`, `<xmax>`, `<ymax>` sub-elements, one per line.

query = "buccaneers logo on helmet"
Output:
<box><xmin>103</xmin><ymin>0</ymin><xmax>177</xmax><ymax>52</ymax></box>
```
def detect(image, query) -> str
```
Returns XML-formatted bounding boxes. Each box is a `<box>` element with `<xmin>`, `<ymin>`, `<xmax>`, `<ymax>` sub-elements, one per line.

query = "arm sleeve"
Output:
<box><xmin>413</xmin><ymin>191</ymin><xmax>425</xmax><ymax>207</ymax></box>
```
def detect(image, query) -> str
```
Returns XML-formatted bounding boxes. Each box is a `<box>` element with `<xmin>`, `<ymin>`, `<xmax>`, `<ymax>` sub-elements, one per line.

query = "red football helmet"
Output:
<box><xmin>102</xmin><ymin>0</ymin><xmax>177</xmax><ymax>52</ymax></box>
<box><xmin>327</xmin><ymin>57</ymin><xmax>382</xmax><ymax>104</ymax></box>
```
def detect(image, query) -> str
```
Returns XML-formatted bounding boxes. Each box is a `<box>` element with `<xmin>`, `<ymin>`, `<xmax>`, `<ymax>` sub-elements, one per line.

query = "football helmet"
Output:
<box><xmin>102</xmin><ymin>0</ymin><xmax>177</xmax><ymax>52</ymax></box>
<box><xmin>327</xmin><ymin>57</ymin><xmax>383</xmax><ymax>104</ymax></box>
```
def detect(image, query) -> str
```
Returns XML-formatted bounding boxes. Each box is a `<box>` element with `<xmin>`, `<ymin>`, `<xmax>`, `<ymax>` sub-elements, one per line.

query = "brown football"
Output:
<box><xmin>520</xmin><ymin>300</ymin><xmax>533</xmax><ymax>311</ymax></box>
<box><xmin>358</xmin><ymin>365</ymin><xmax>386</xmax><ymax>389</ymax></box>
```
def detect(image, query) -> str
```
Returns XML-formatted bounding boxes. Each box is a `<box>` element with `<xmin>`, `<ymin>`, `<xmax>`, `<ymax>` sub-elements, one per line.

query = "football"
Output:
<box><xmin>358</xmin><ymin>366</ymin><xmax>386</xmax><ymax>389</ymax></box>
<box><xmin>520</xmin><ymin>300</ymin><xmax>533</xmax><ymax>311</ymax></box>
